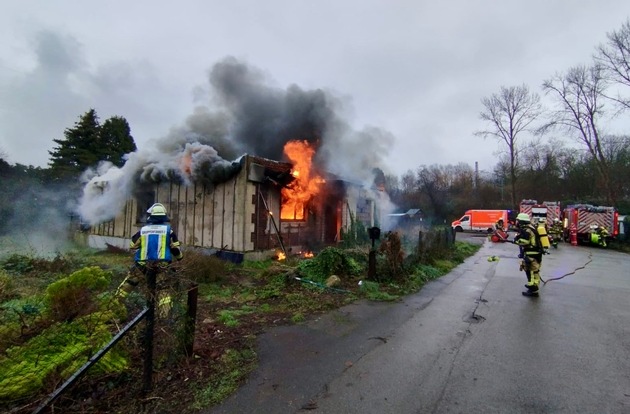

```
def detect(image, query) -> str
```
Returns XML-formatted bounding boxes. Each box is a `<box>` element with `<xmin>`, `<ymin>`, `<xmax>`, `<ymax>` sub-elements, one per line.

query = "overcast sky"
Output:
<box><xmin>1</xmin><ymin>0</ymin><xmax>629</xmax><ymax>178</ymax></box>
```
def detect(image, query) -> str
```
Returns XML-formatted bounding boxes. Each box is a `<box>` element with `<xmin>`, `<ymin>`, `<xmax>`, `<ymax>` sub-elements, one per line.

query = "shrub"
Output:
<box><xmin>297</xmin><ymin>247</ymin><xmax>363</xmax><ymax>283</ymax></box>
<box><xmin>44</xmin><ymin>266</ymin><xmax>111</xmax><ymax>322</ymax></box>
<box><xmin>377</xmin><ymin>231</ymin><xmax>405</xmax><ymax>281</ymax></box>
<box><xmin>177</xmin><ymin>249</ymin><xmax>228</xmax><ymax>284</ymax></box>
<box><xmin>0</xmin><ymin>253</ymin><xmax>82</xmax><ymax>277</ymax></box>
<box><xmin>339</xmin><ymin>218</ymin><xmax>370</xmax><ymax>248</ymax></box>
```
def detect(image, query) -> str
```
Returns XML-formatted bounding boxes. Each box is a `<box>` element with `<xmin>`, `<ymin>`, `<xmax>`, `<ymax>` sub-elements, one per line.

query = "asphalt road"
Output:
<box><xmin>207</xmin><ymin>235</ymin><xmax>630</xmax><ymax>414</ymax></box>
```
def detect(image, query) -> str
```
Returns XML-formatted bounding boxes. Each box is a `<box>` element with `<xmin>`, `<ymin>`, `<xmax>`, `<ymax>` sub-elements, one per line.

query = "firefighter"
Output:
<box><xmin>490</xmin><ymin>218</ymin><xmax>509</xmax><ymax>242</ymax></box>
<box><xmin>589</xmin><ymin>225</ymin><xmax>609</xmax><ymax>247</ymax></box>
<box><xmin>548</xmin><ymin>218</ymin><xmax>563</xmax><ymax>247</ymax></box>
<box><xmin>513</xmin><ymin>213</ymin><xmax>544</xmax><ymax>297</ymax></box>
<box><xmin>550</xmin><ymin>218</ymin><xmax>563</xmax><ymax>234</ymax></box>
<box><xmin>117</xmin><ymin>203</ymin><xmax>184</xmax><ymax>300</ymax></box>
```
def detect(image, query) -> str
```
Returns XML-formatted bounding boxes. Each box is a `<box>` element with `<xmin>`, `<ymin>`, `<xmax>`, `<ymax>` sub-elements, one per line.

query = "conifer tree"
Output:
<box><xmin>48</xmin><ymin>109</ymin><xmax>136</xmax><ymax>179</ymax></box>
<box><xmin>100</xmin><ymin>116</ymin><xmax>137</xmax><ymax>167</ymax></box>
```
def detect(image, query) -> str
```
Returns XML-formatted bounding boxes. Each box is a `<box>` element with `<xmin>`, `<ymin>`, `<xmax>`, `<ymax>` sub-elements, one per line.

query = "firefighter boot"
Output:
<box><xmin>523</xmin><ymin>272</ymin><xmax>540</xmax><ymax>297</ymax></box>
<box><xmin>116</xmin><ymin>274</ymin><xmax>140</xmax><ymax>298</ymax></box>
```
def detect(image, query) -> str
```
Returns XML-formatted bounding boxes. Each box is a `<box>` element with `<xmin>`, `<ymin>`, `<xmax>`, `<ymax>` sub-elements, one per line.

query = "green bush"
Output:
<box><xmin>44</xmin><ymin>266</ymin><xmax>111</xmax><ymax>322</ymax></box>
<box><xmin>339</xmin><ymin>218</ymin><xmax>370</xmax><ymax>248</ymax></box>
<box><xmin>0</xmin><ymin>252</ymin><xmax>83</xmax><ymax>277</ymax></box>
<box><xmin>377</xmin><ymin>232</ymin><xmax>405</xmax><ymax>281</ymax></box>
<box><xmin>297</xmin><ymin>247</ymin><xmax>363</xmax><ymax>283</ymax></box>
<box><xmin>178</xmin><ymin>249</ymin><xmax>228</xmax><ymax>284</ymax></box>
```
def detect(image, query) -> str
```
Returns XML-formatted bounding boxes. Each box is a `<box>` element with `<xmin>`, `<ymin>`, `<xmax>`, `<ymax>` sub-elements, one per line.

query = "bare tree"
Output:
<box><xmin>396</xmin><ymin>169</ymin><xmax>423</xmax><ymax>210</ymax></box>
<box><xmin>595</xmin><ymin>19</ymin><xmax>630</xmax><ymax>111</ymax></box>
<box><xmin>475</xmin><ymin>85</ymin><xmax>543</xmax><ymax>209</ymax></box>
<box><xmin>600</xmin><ymin>135</ymin><xmax>630</xmax><ymax>200</ymax></box>
<box><xmin>542</xmin><ymin>65</ymin><xmax>616</xmax><ymax>205</ymax></box>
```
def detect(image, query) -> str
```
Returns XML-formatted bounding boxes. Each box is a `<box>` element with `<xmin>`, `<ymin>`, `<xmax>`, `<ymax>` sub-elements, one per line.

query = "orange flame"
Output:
<box><xmin>180</xmin><ymin>152</ymin><xmax>193</xmax><ymax>177</ymax></box>
<box><xmin>303</xmin><ymin>251</ymin><xmax>314</xmax><ymax>258</ymax></box>
<box><xmin>277</xmin><ymin>251</ymin><xmax>286</xmax><ymax>260</ymax></box>
<box><xmin>280</xmin><ymin>140</ymin><xmax>324</xmax><ymax>220</ymax></box>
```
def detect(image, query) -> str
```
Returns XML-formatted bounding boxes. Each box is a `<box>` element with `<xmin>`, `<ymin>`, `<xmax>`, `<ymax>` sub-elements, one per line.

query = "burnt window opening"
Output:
<box><xmin>281</xmin><ymin>197</ymin><xmax>307</xmax><ymax>221</ymax></box>
<box><xmin>135</xmin><ymin>190</ymin><xmax>156</xmax><ymax>224</ymax></box>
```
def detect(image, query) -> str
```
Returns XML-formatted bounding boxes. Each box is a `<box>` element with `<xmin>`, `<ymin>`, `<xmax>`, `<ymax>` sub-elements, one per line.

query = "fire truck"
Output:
<box><xmin>562</xmin><ymin>204</ymin><xmax>619</xmax><ymax>244</ymax></box>
<box><xmin>519</xmin><ymin>200</ymin><xmax>561</xmax><ymax>224</ymax></box>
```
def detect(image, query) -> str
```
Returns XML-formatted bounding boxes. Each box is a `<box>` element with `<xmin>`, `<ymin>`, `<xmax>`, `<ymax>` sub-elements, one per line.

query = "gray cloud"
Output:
<box><xmin>0</xmin><ymin>29</ymin><xmax>187</xmax><ymax>167</ymax></box>
<box><xmin>1</xmin><ymin>1</ymin><xmax>630</xmax><ymax>177</ymax></box>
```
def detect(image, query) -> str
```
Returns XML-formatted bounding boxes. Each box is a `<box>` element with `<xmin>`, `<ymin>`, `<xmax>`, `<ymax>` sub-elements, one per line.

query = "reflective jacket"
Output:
<box><xmin>515</xmin><ymin>224</ymin><xmax>541</xmax><ymax>256</ymax></box>
<box><xmin>130</xmin><ymin>222</ymin><xmax>183</xmax><ymax>263</ymax></box>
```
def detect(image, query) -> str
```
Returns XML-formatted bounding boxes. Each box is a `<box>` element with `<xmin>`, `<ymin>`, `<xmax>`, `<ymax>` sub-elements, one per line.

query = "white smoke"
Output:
<box><xmin>78</xmin><ymin>141</ymin><xmax>241</xmax><ymax>225</ymax></box>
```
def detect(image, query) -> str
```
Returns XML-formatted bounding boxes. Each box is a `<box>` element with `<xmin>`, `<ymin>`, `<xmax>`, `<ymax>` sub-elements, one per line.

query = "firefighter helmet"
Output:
<box><xmin>147</xmin><ymin>203</ymin><xmax>167</xmax><ymax>216</ymax></box>
<box><xmin>516</xmin><ymin>213</ymin><xmax>530</xmax><ymax>223</ymax></box>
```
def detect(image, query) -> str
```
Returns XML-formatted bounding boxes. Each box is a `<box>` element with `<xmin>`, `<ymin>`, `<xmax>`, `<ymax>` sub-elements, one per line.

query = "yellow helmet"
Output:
<box><xmin>516</xmin><ymin>213</ymin><xmax>530</xmax><ymax>223</ymax></box>
<box><xmin>147</xmin><ymin>203</ymin><xmax>167</xmax><ymax>216</ymax></box>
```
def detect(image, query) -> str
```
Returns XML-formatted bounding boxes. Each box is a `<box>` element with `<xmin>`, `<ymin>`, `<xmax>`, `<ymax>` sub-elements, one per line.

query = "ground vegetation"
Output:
<box><xmin>0</xmin><ymin>233</ymin><xmax>479</xmax><ymax>413</ymax></box>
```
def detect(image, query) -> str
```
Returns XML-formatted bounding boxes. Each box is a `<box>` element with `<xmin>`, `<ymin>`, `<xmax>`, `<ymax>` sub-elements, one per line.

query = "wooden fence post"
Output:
<box><xmin>184</xmin><ymin>284</ymin><xmax>199</xmax><ymax>356</ymax></box>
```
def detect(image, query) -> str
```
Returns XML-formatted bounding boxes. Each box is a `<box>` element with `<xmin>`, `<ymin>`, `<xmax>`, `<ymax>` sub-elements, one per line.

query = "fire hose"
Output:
<box><xmin>294</xmin><ymin>277</ymin><xmax>351</xmax><ymax>293</ymax></box>
<box><xmin>509</xmin><ymin>240</ymin><xmax>594</xmax><ymax>285</ymax></box>
<box><xmin>539</xmin><ymin>252</ymin><xmax>594</xmax><ymax>285</ymax></box>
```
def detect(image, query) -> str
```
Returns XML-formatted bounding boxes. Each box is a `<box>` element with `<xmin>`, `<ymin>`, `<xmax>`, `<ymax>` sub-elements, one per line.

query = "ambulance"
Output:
<box><xmin>451</xmin><ymin>209</ymin><xmax>510</xmax><ymax>233</ymax></box>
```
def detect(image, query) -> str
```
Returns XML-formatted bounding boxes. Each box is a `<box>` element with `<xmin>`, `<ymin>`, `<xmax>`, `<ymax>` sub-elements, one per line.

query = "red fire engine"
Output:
<box><xmin>562</xmin><ymin>204</ymin><xmax>619</xmax><ymax>244</ymax></box>
<box><xmin>519</xmin><ymin>200</ymin><xmax>561</xmax><ymax>224</ymax></box>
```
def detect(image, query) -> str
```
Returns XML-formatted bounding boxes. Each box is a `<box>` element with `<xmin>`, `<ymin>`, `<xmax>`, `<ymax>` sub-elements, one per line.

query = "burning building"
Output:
<box><xmin>85</xmin><ymin>141</ymin><xmax>385</xmax><ymax>260</ymax></box>
<box><xmin>78</xmin><ymin>58</ymin><xmax>395</xmax><ymax>258</ymax></box>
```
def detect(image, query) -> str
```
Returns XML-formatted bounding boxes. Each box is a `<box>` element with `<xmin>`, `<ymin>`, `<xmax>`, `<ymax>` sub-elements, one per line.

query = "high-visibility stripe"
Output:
<box><xmin>160</xmin><ymin>233</ymin><xmax>168</xmax><ymax>260</ymax></box>
<box><xmin>135</xmin><ymin>225</ymin><xmax>172</xmax><ymax>262</ymax></box>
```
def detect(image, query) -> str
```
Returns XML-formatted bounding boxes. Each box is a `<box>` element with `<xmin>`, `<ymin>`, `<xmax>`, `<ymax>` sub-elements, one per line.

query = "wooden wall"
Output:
<box><xmin>153</xmin><ymin>166</ymin><xmax>256</xmax><ymax>252</ymax></box>
<box><xmin>88</xmin><ymin>157</ymin><xmax>381</xmax><ymax>255</ymax></box>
